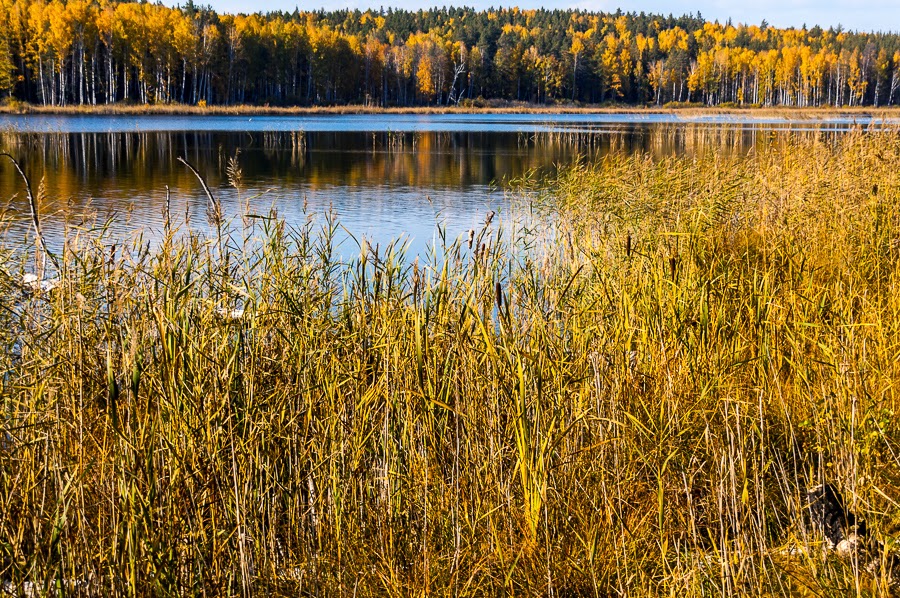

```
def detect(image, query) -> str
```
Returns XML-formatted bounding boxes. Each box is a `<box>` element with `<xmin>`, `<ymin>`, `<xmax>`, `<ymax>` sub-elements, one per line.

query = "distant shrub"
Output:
<box><xmin>662</xmin><ymin>100</ymin><xmax>707</xmax><ymax>109</ymax></box>
<box><xmin>1</xmin><ymin>96</ymin><xmax>28</xmax><ymax>112</ymax></box>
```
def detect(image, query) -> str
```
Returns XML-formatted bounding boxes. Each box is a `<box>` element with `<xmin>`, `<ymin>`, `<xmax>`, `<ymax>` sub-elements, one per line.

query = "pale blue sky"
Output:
<box><xmin>197</xmin><ymin>0</ymin><xmax>897</xmax><ymax>33</ymax></box>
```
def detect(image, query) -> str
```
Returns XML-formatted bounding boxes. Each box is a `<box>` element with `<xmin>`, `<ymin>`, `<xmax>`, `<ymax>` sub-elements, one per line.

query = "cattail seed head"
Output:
<box><xmin>164</xmin><ymin>185</ymin><xmax>171</xmax><ymax>229</ymax></box>
<box><xmin>626</xmin><ymin>234</ymin><xmax>632</xmax><ymax>257</ymax></box>
<box><xmin>627</xmin><ymin>340</ymin><xmax>638</xmax><ymax>372</ymax></box>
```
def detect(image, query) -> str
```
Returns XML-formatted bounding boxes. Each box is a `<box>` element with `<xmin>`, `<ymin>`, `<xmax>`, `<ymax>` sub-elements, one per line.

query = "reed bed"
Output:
<box><xmin>3</xmin><ymin>100</ymin><xmax>900</xmax><ymax>118</ymax></box>
<box><xmin>2</xmin><ymin>131</ymin><xmax>900</xmax><ymax>596</ymax></box>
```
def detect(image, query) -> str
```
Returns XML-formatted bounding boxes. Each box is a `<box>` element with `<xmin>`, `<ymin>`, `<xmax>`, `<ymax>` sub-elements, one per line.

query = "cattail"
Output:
<box><xmin>625</xmin><ymin>233</ymin><xmax>632</xmax><ymax>257</ymax></box>
<box><xmin>485</xmin><ymin>210</ymin><xmax>495</xmax><ymax>227</ymax></box>
<box><xmin>627</xmin><ymin>340</ymin><xmax>638</xmax><ymax>373</ymax></box>
<box><xmin>669</xmin><ymin>256</ymin><xmax>677</xmax><ymax>279</ymax></box>
<box><xmin>164</xmin><ymin>184</ymin><xmax>171</xmax><ymax>231</ymax></box>
<box><xmin>468</xmin><ymin>229</ymin><xmax>474</xmax><ymax>249</ymax></box>
<box><xmin>495</xmin><ymin>281</ymin><xmax>503</xmax><ymax>311</ymax></box>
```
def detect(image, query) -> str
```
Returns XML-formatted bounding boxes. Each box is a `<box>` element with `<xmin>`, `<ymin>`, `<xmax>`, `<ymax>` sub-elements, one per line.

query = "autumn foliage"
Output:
<box><xmin>0</xmin><ymin>3</ymin><xmax>899</xmax><ymax>108</ymax></box>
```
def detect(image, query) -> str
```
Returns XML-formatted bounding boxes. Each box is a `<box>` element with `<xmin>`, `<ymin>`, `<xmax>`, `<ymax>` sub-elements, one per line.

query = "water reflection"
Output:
<box><xmin>0</xmin><ymin>122</ymin><xmax>871</xmax><ymax>256</ymax></box>
<box><xmin>1</xmin><ymin>112</ymin><xmax>893</xmax><ymax>134</ymax></box>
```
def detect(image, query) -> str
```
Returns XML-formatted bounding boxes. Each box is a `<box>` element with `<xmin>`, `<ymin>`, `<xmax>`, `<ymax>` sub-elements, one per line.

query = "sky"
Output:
<box><xmin>197</xmin><ymin>0</ymin><xmax>899</xmax><ymax>33</ymax></box>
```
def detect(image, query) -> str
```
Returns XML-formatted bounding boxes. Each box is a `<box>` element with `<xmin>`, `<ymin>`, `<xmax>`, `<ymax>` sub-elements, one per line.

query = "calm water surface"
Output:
<box><xmin>0</xmin><ymin>113</ymin><xmax>893</xmax><ymax>257</ymax></box>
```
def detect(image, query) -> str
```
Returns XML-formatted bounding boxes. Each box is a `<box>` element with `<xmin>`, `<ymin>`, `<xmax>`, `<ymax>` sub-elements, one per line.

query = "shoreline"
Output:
<box><xmin>2</xmin><ymin>102</ymin><xmax>899</xmax><ymax>119</ymax></box>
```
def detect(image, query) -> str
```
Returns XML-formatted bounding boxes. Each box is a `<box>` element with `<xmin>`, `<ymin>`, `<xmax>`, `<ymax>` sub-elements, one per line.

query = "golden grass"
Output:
<box><xmin>2</xmin><ymin>100</ymin><xmax>900</xmax><ymax>118</ymax></box>
<box><xmin>1</xmin><ymin>131</ymin><xmax>900</xmax><ymax>595</ymax></box>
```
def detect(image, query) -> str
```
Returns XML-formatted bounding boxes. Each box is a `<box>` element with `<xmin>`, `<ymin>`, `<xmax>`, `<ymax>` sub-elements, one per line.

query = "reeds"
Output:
<box><xmin>1</xmin><ymin>131</ymin><xmax>900</xmax><ymax>595</ymax></box>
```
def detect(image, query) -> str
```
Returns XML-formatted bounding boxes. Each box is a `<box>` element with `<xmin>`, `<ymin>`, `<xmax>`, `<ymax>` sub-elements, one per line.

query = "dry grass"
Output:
<box><xmin>1</xmin><ymin>131</ymin><xmax>900</xmax><ymax>595</ymax></box>
<box><xmin>2</xmin><ymin>100</ymin><xmax>900</xmax><ymax>118</ymax></box>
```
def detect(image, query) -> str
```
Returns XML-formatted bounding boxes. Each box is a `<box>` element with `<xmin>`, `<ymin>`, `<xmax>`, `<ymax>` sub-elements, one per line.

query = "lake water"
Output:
<box><xmin>1</xmin><ymin>113</ymin><xmax>895</xmax><ymax>258</ymax></box>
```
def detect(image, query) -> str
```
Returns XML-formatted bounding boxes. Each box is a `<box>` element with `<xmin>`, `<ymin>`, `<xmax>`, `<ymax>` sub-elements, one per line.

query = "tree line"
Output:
<box><xmin>1</xmin><ymin>1</ymin><xmax>899</xmax><ymax>108</ymax></box>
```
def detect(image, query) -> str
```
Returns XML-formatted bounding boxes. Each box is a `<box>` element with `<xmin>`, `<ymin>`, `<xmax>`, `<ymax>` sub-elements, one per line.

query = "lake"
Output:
<box><xmin>0</xmin><ymin>113</ymin><xmax>894</xmax><ymax>258</ymax></box>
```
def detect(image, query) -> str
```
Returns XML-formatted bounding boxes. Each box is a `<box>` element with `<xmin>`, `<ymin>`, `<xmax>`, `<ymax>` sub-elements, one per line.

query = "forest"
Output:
<box><xmin>0</xmin><ymin>1</ymin><xmax>899</xmax><ymax>108</ymax></box>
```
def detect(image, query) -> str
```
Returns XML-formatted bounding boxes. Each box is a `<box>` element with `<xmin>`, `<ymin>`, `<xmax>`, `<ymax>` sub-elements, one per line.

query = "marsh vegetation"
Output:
<box><xmin>1</xmin><ymin>130</ymin><xmax>900</xmax><ymax>595</ymax></box>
